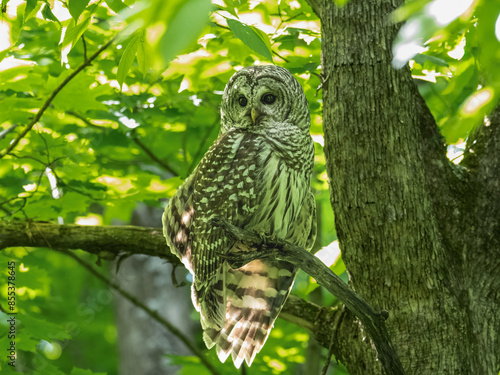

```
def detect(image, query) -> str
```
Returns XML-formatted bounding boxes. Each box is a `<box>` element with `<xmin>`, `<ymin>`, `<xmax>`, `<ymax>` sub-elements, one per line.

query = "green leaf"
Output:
<box><xmin>18</xmin><ymin>314</ymin><xmax>71</xmax><ymax>340</ymax></box>
<box><xmin>214</xmin><ymin>3</ymin><xmax>238</xmax><ymax>18</ymax></box>
<box><xmin>41</xmin><ymin>1</ymin><xmax>60</xmax><ymax>24</ymax></box>
<box><xmin>159</xmin><ymin>0</ymin><xmax>212</xmax><ymax>63</ymax></box>
<box><xmin>413</xmin><ymin>53</ymin><xmax>449</xmax><ymax>67</ymax></box>
<box><xmin>61</xmin><ymin>15</ymin><xmax>92</xmax><ymax>51</ymax></box>
<box><xmin>105</xmin><ymin>0</ymin><xmax>127</xmax><ymax>13</ymax></box>
<box><xmin>117</xmin><ymin>33</ymin><xmax>141</xmax><ymax>89</ymax></box>
<box><xmin>227</xmin><ymin>18</ymin><xmax>273</xmax><ymax>62</ymax></box>
<box><xmin>24</xmin><ymin>0</ymin><xmax>38</xmax><ymax>23</ymax></box>
<box><xmin>50</xmin><ymin>72</ymin><xmax>110</xmax><ymax>112</ymax></box>
<box><xmin>68</xmin><ymin>0</ymin><xmax>90</xmax><ymax>21</ymax></box>
<box><xmin>136</xmin><ymin>34</ymin><xmax>152</xmax><ymax>77</ymax></box>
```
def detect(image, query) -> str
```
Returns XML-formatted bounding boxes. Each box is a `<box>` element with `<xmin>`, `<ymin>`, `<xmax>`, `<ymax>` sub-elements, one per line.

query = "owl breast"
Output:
<box><xmin>245</xmin><ymin>143</ymin><xmax>309</xmax><ymax>239</ymax></box>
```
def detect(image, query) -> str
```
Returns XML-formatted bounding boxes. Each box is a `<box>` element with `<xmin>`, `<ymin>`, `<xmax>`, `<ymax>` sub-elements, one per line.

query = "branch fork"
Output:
<box><xmin>211</xmin><ymin>217</ymin><xmax>405</xmax><ymax>375</ymax></box>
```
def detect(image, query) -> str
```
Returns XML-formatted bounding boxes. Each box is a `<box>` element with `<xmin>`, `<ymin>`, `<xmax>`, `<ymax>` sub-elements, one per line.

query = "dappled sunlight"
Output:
<box><xmin>446</xmin><ymin>142</ymin><xmax>466</xmax><ymax>164</ymax></box>
<box><xmin>496</xmin><ymin>14</ymin><xmax>500</xmax><ymax>41</ymax></box>
<box><xmin>96</xmin><ymin>175</ymin><xmax>135</xmax><ymax>194</ymax></box>
<box><xmin>37</xmin><ymin>340</ymin><xmax>63</xmax><ymax>360</ymax></box>
<box><xmin>22</xmin><ymin>183</ymin><xmax>37</xmax><ymax>192</ymax></box>
<box><xmin>447</xmin><ymin>37</ymin><xmax>466</xmax><ymax>60</ymax></box>
<box><xmin>315</xmin><ymin>240</ymin><xmax>341</xmax><ymax>268</ymax></box>
<box><xmin>76</xmin><ymin>214</ymin><xmax>102</xmax><ymax>226</ymax></box>
<box><xmin>392</xmin><ymin>0</ymin><xmax>476</xmax><ymax>68</ymax></box>
<box><xmin>462</xmin><ymin>87</ymin><xmax>495</xmax><ymax>116</ymax></box>
<box><xmin>19</xmin><ymin>263</ymin><xmax>29</xmax><ymax>272</ymax></box>
<box><xmin>426</xmin><ymin>0</ymin><xmax>475</xmax><ymax>26</ymax></box>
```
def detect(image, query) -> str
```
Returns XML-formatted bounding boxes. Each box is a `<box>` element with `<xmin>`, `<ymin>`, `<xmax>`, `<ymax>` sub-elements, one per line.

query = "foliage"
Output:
<box><xmin>0</xmin><ymin>0</ymin><xmax>332</xmax><ymax>373</ymax></box>
<box><xmin>393</xmin><ymin>0</ymin><xmax>500</xmax><ymax>144</ymax></box>
<box><xmin>0</xmin><ymin>0</ymin><xmax>499</xmax><ymax>373</ymax></box>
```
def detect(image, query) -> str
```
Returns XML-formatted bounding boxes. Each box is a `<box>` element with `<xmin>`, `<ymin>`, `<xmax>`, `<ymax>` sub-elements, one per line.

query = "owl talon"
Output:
<box><xmin>254</xmin><ymin>231</ymin><xmax>280</xmax><ymax>247</ymax></box>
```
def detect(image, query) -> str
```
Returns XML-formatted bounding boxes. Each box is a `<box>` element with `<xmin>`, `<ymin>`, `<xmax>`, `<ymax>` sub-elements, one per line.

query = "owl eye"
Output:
<box><xmin>238</xmin><ymin>96</ymin><xmax>248</xmax><ymax>107</ymax></box>
<box><xmin>261</xmin><ymin>93</ymin><xmax>276</xmax><ymax>105</ymax></box>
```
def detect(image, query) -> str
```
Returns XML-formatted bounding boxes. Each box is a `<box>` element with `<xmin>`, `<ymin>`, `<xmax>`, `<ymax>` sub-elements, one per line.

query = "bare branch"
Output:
<box><xmin>0</xmin><ymin>220</ymin><xmax>173</xmax><ymax>261</ymax></box>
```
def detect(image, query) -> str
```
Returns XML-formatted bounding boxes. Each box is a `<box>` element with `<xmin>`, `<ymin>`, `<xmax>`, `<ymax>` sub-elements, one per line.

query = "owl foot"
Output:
<box><xmin>254</xmin><ymin>230</ymin><xmax>280</xmax><ymax>248</ymax></box>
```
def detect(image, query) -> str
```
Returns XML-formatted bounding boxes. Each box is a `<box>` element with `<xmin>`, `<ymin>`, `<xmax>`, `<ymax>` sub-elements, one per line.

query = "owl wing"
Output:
<box><xmin>162</xmin><ymin>167</ymin><xmax>198</xmax><ymax>275</ymax></box>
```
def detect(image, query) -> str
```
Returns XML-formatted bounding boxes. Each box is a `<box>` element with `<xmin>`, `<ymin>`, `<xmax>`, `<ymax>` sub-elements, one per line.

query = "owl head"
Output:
<box><xmin>220</xmin><ymin>65</ymin><xmax>310</xmax><ymax>136</ymax></box>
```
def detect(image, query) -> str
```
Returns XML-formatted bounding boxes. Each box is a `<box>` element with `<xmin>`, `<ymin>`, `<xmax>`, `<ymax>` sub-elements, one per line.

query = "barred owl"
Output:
<box><xmin>162</xmin><ymin>65</ymin><xmax>316</xmax><ymax>368</ymax></box>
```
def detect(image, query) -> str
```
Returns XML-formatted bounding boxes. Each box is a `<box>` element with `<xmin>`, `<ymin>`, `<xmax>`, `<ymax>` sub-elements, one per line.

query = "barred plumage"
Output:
<box><xmin>162</xmin><ymin>65</ymin><xmax>316</xmax><ymax>368</ymax></box>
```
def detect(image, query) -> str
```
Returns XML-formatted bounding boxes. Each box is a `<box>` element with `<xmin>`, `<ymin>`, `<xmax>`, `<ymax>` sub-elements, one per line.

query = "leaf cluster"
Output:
<box><xmin>0</xmin><ymin>0</ymin><xmax>336</xmax><ymax>373</ymax></box>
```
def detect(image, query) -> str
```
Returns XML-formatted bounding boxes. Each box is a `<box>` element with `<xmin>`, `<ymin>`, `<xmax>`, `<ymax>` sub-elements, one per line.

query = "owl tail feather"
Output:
<box><xmin>203</xmin><ymin>297</ymin><xmax>272</xmax><ymax>368</ymax></box>
<box><xmin>202</xmin><ymin>260</ymin><xmax>296</xmax><ymax>368</ymax></box>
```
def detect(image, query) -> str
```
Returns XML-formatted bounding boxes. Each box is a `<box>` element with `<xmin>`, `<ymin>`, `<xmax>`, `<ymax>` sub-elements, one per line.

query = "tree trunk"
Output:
<box><xmin>308</xmin><ymin>0</ymin><xmax>500</xmax><ymax>374</ymax></box>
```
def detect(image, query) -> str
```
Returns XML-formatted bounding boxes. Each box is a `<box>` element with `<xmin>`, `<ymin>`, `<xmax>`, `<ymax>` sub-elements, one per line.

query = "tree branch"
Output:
<box><xmin>211</xmin><ymin>218</ymin><xmax>405</xmax><ymax>375</ymax></box>
<box><xmin>0</xmin><ymin>38</ymin><xmax>115</xmax><ymax>159</ymax></box>
<box><xmin>0</xmin><ymin>220</ymin><xmax>173</xmax><ymax>261</ymax></box>
<box><xmin>0</xmin><ymin>219</ymin><xmax>375</xmax><ymax>365</ymax></box>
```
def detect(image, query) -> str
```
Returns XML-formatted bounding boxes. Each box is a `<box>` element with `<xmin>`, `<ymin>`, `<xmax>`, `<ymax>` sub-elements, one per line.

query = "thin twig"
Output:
<box><xmin>322</xmin><ymin>307</ymin><xmax>346</xmax><ymax>374</ymax></box>
<box><xmin>320</xmin><ymin>326</ymin><xmax>336</xmax><ymax>375</ymax></box>
<box><xmin>130</xmin><ymin>130</ymin><xmax>179</xmax><ymax>176</ymax></box>
<box><xmin>51</xmin><ymin>169</ymin><xmax>104</xmax><ymax>201</ymax></box>
<box><xmin>0</xmin><ymin>125</ymin><xmax>18</xmax><ymax>140</ymax></box>
<box><xmin>272</xmin><ymin>50</ymin><xmax>290</xmax><ymax>63</ymax></box>
<box><xmin>56</xmin><ymin>248</ymin><xmax>221</xmax><ymax>375</ymax></box>
<box><xmin>81</xmin><ymin>35</ymin><xmax>88</xmax><ymax>63</ymax></box>
<box><xmin>67</xmin><ymin>111</ymin><xmax>105</xmax><ymax>129</ymax></box>
<box><xmin>0</xmin><ymin>37</ymin><xmax>115</xmax><ymax>159</ymax></box>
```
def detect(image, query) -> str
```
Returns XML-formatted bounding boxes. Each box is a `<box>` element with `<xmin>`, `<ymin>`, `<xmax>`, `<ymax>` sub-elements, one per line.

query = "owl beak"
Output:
<box><xmin>250</xmin><ymin>108</ymin><xmax>259</xmax><ymax>124</ymax></box>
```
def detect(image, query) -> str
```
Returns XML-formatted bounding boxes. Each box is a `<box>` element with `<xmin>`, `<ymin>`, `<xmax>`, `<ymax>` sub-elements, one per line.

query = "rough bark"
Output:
<box><xmin>308</xmin><ymin>0</ymin><xmax>500</xmax><ymax>374</ymax></box>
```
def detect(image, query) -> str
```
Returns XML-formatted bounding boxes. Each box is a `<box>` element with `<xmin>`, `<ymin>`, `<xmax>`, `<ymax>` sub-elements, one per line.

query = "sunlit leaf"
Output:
<box><xmin>41</xmin><ymin>2</ymin><xmax>60</xmax><ymax>24</ymax></box>
<box><xmin>117</xmin><ymin>32</ymin><xmax>141</xmax><ymax>89</ymax></box>
<box><xmin>61</xmin><ymin>16</ymin><xmax>92</xmax><ymax>59</ymax></box>
<box><xmin>49</xmin><ymin>73</ymin><xmax>110</xmax><ymax>112</ymax></box>
<box><xmin>136</xmin><ymin>33</ymin><xmax>153</xmax><ymax>77</ymax></box>
<box><xmin>105</xmin><ymin>0</ymin><xmax>128</xmax><ymax>13</ymax></box>
<box><xmin>68</xmin><ymin>0</ymin><xmax>90</xmax><ymax>21</ymax></box>
<box><xmin>23</xmin><ymin>0</ymin><xmax>38</xmax><ymax>23</ymax></box>
<box><xmin>413</xmin><ymin>53</ymin><xmax>448</xmax><ymax>67</ymax></box>
<box><xmin>227</xmin><ymin>18</ymin><xmax>273</xmax><ymax>62</ymax></box>
<box><xmin>158</xmin><ymin>0</ymin><xmax>212</xmax><ymax>64</ymax></box>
